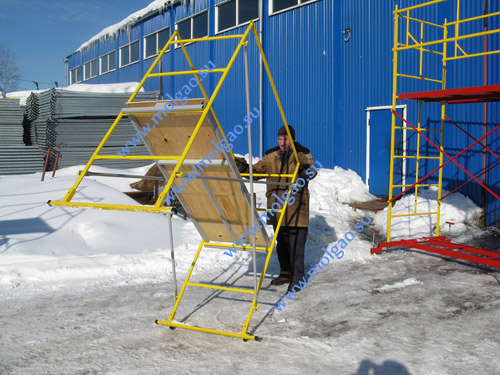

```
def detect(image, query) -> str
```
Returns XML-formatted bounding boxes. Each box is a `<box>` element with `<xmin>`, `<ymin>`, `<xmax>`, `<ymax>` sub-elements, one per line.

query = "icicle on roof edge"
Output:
<box><xmin>76</xmin><ymin>0</ymin><xmax>175</xmax><ymax>53</ymax></box>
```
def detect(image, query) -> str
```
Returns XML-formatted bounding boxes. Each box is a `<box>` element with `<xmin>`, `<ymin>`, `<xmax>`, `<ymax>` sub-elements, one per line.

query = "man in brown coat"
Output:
<box><xmin>235</xmin><ymin>125</ymin><xmax>321</xmax><ymax>291</ymax></box>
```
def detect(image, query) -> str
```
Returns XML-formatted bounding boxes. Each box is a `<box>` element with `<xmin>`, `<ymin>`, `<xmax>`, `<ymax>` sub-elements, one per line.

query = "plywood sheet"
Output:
<box><xmin>124</xmin><ymin>99</ymin><xmax>269</xmax><ymax>247</ymax></box>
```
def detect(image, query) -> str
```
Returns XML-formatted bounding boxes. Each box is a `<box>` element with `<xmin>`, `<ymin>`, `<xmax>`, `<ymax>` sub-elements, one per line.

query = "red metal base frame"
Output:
<box><xmin>398</xmin><ymin>84</ymin><xmax>500</xmax><ymax>104</ymax></box>
<box><xmin>371</xmin><ymin>236</ymin><xmax>500</xmax><ymax>268</ymax></box>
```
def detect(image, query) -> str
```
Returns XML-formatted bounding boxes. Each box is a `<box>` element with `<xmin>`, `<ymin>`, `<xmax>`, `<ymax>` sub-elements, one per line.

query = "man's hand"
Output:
<box><xmin>234</xmin><ymin>157</ymin><xmax>249</xmax><ymax>173</ymax></box>
<box><xmin>297</xmin><ymin>152</ymin><xmax>311</xmax><ymax>170</ymax></box>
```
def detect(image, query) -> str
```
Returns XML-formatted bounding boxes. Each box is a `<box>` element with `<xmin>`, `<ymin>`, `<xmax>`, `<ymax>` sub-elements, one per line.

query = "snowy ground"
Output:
<box><xmin>1</xmin><ymin>165</ymin><xmax>500</xmax><ymax>374</ymax></box>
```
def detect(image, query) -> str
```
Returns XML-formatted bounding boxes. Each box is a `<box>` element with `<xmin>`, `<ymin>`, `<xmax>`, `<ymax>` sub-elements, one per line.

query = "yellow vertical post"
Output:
<box><xmin>406</xmin><ymin>10</ymin><xmax>410</xmax><ymax>46</ymax></box>
<box><xmin>165</xmin><ymin>241</ymin><xmax>206</xmax><ymax>323</ymax></box>
<box><xmin>414</xmin><ymin>101</ymin><xmax>422</xmax><ymax>212</ymax></box>
<box><xmin>436</xmin><ymin>21</ymin><xmax>449</xmax><ymax>236</ymax></box>
<box><xmin>414</xmin><ymin>21</ymin><xmax>424</xmax><ymax>213</ymax></box>
<box><xmin>454</xmin><ymin>0</ymin><xmax>461</xmax><ymax>57</ymax></box>
<box><xmin>419</xmin><ymin>22</ymin><xmax>424</xmax><ymax>78</ymax></box>
<box><xmin>387</xmin><ymin>7</ymin><xmax>400</xmax><ymax>242</ymax></box>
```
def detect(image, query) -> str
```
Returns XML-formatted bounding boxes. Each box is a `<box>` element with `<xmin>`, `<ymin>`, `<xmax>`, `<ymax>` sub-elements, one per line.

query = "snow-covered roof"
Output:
<box><xmin>76</xmin><ymin>0</ymin><xmax>177</xmax><ymax>52</ymax></box>
<box><xmin>7</xmin><ymin>82</ymin><xmax>144</xmax><ymax>105</ymax></box>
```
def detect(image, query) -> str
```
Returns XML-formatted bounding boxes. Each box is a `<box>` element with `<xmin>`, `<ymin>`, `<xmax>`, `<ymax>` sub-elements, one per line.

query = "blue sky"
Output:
<box><xmin>0</xmin><ymin>0</ymin><xmax>153</xmax><ymax>91</ymax></box>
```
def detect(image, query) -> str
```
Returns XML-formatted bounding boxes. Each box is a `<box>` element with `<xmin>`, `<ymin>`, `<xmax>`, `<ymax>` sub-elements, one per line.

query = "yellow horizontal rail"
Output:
<box><xmin>96</xmin><ymin>155</ymin><xmax>181</xmax><ymax>160</ymax></box>
<box><xmin>49</xmin><ymin>200</ymin><xmax>172</xmax><ymax>214</ymax></box>
<box><xmin>122</xmin><ymin>111</ymin><xmax>204</xmax><ymax>115</ymax></box>
<box><xmin>241</xmin><ymin>173</ymin><xmax>295</xmax><ymax>178</ymax></box>
<box><xmin>156</xmin><ymin>320</ymin><xmax>256</xmax><ymax>341</ymax></box>
<box><xmin>395</xmin><ymin>28</ymin><xmax>500</xmax><ymax>52</ymax></box>
<box><xmin>392</xmin><ymin>183</ymin><xmax>440</xmax><ymax>188</ymax></box>
<box><xmin>394</xmin><ymin>0</ymin><xmax>446</xmax><ymax>14</ymax></box>
<box><xmin>171</xmin><ymin>35</ymin><xmax>245</xmax><ymax>44</ymax></box>
<box><xmin>396</xmin><ymin>43</ymin><xmax>444</xmax><ymax>55</ymax></box>
<box><xmin>391</xmin><ymin>212</ymin><xmax>439</xmax><ymax>218</ymax></box>
<box><xmin>393</xmin><ymin>155</ymin><xmax>442</xmax><ymax>160</ymax></box>
<box><xmin>147</xmin><ymin>68</ymin><xmax>226</xmax><ymax>77</ymax></box>
<box><xmin>445</xmin><ymin>10</ymin><xmax>500</xmax><ymax>26</ymax></box>
<box><xmin>396</xmin><ymin>72</ymin><xmax>443</xmax><ymax>83</ymax></box>
<box><xmin>395</xmin><ymin>126</ymin><xmax>443</xmax><ymax>132</ymax></box>
<box><xmin>187</xmin><ymin>282</ymin><xmax>255</xmax><ymax>294</ymax></box>
<box><xmin>445</xmin><ymin>49</ymin><xmax>500</xmax><ymax>61</ymax></box>
<box><xmin>204</xmin><ymin>243</ymin><xmax>270</xmax><ymax>251</ymax></box>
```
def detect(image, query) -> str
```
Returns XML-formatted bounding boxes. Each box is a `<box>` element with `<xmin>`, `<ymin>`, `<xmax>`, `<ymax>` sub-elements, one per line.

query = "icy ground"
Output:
<box><xmin>1</xmin><ymin>165</ymin><xmax>500</xmax><ymax>374</ymax></box>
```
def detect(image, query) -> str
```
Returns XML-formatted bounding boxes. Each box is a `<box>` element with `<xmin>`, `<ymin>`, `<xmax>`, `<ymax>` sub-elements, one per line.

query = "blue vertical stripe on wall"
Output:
<box><xmin>265</xmin><ymin>0</ymin><xmax>335</xmax><ymax>166</ymax></box>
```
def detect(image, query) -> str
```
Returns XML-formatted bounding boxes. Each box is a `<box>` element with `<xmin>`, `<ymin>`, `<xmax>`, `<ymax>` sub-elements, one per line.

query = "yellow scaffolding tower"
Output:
<box><xmin>387</xmin><ymin>0</ymin><xmax>448</xmax><ymax>242</ymax></box>
<box><xmin>373</xmin><ymin>0</ymin><xmax>500</xmax><ymax>269</ymax></box>
<box><xmin>49</xmin><ymin>22</ymin><xmax>300</xmax><ymax>341</ymax></box>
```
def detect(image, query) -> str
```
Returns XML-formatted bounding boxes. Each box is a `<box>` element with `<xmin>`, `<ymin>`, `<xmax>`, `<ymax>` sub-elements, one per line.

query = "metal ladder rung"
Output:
<box><xmin>186</xmin><ymin>282</ymin><xmax>255</xmax><ymax>294</ymax></box>
<box><xmin>392</xmin><ymin>183</ymin><xmax>439</xmax><ymax>187</ymax></box>
<box><xmin>395</xmin><ymin>126</ymin><xmax>443</xmax><ymax>132</ymax></box>
<box><xmin>393</xmin><ymin>155</ymin><xmax>441</xmax><ymax>160</ymax></box>
<box><xmin>391</xmin><ymin>212</ymin><xmax>439</xmax><ymax>218</ymax></box>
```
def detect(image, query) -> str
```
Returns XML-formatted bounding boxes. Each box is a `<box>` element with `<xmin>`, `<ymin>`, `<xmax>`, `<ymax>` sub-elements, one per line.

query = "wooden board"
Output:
<box><xmin>124</xmin><ymin>99</ymin><xmax>269</xmax><ymax>247</ymax></box>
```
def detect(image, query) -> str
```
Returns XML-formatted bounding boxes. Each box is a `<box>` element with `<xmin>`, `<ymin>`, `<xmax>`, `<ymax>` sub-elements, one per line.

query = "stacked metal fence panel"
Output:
<box><xmin>26</xmin><ymin>89</ymin><xmax>159</xmax><ymax>169</ymax></box>
<box><xmin>0</xmin><ymin>98</ymin><xmax>45</xmax><ymax>175</ymax></box>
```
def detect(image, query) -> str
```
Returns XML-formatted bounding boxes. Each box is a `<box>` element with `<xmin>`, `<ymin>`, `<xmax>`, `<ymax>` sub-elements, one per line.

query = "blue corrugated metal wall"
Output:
<box><xmin>65</xmin><ymin>0</ymin><xmax>500</xmax><ymax>225</ymax></box>
<box><xmin>265</xmin><ymin>0</ymin><xmax>335</xmax><ymax>165</ymax></box>
<box><xmin>486</xmin><ymin>0</ymin><xmax>500</xmax><ymax>226</ymax></box>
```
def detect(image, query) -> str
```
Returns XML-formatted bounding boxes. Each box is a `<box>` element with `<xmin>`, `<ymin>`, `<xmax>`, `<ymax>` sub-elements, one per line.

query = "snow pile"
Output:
<box><xmin>306</xmin><ymin>166</ymin><xmax>376</xmax><ymax>262</ymax></box>
<box><xmin>310</xmin><ymin>166</ymin><xmax>375</xmax><ymax>209</ymax></box>
<box><xmin>374</xmin><ymin>187</ymin><xmax>482</xmax><ymax>239</ymax></box>
<box><xmin>0</xmin><ymin>166</ymin><xmax>197</xmax><ymax>286</ymax></box>
<box><xmin>77</xmin><ymin>0</ymin><xmax>175</xmax><ymax>51</ymax></box>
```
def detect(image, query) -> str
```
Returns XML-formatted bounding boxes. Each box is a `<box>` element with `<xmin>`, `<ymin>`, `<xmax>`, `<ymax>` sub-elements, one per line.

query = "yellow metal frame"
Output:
<box><xmin>50</xmin><ymin>22</ymin><xmax>300</xmax><ymax>341</ymax></box>
<box><xmin>387</xmin><ymin>0</ymin><xmax>500</xmax><ymax>241</ymax></box>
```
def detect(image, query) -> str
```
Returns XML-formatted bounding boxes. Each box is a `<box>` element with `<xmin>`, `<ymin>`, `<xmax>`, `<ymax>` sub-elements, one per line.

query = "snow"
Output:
<box><xmin>375</xmin><ymin>277</ymin><xmax>423</xmax><ymax>292</ymax></box>
<box><xmin>6</xmin><ymin>82</ymin><xmax>145</xmax><ymax>105</ymax></box>
<box><xmin>1</xmin><ymin>164</ymin><xmax>500</xmax><ymax>374</ymax></box>
<box><xmin>63</xmin><ymin>82</ymin><xmax>145</xmax><ymax>94</ymax></box>
<box><xmin>6</xmin><ymin>90</ymin><xmax>46</xmax><ymax>106</ymax></box>
<box><xmin>77</xmin><ymin>0</ymin><xmax>175</xmax><ymax>52</ymax></box>
<box><xmin>374</xmin><ymin>187</ymin><xmax>483</xmax><ymax>239</ymax></box>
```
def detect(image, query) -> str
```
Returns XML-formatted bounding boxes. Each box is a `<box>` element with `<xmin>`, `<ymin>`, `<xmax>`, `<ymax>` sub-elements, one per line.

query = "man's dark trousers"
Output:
<box><xmin>274</xmin><ymin>226</ymin><xmax>308</xmax><ymax>284</ymax></box>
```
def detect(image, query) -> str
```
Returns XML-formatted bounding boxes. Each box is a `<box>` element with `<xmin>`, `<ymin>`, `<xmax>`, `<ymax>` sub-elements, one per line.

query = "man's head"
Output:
<box><xmin>277</xmin><ymin>125</ymin><xmax>295</xmax><ymax>152</ymax></box>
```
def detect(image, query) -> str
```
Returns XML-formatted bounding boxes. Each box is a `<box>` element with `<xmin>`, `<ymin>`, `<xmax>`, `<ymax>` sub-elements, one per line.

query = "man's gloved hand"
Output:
<box><xmin>297</xmin><ymin>152</ymin><xmax>311</xmax><ymax>171</ymax></box>
<box><xmin>234</xmin><ymin>157</ymin><xmax>249</xmax><ymax>173</ymax></box>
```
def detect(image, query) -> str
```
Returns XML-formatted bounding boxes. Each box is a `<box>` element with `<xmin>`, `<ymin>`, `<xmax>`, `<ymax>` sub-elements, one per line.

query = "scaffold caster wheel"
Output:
<box><xmin>243</xmin><ymin>335</ymin><xmax>260</xmax><ymax>342</ymax></box>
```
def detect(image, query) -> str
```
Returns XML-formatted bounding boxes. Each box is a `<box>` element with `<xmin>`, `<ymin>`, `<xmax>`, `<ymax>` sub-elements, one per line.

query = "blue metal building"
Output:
<box><xmin>65</xmin><ymin>0</ymin><xmax>500</xmax><ymax>225</ymax></box>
